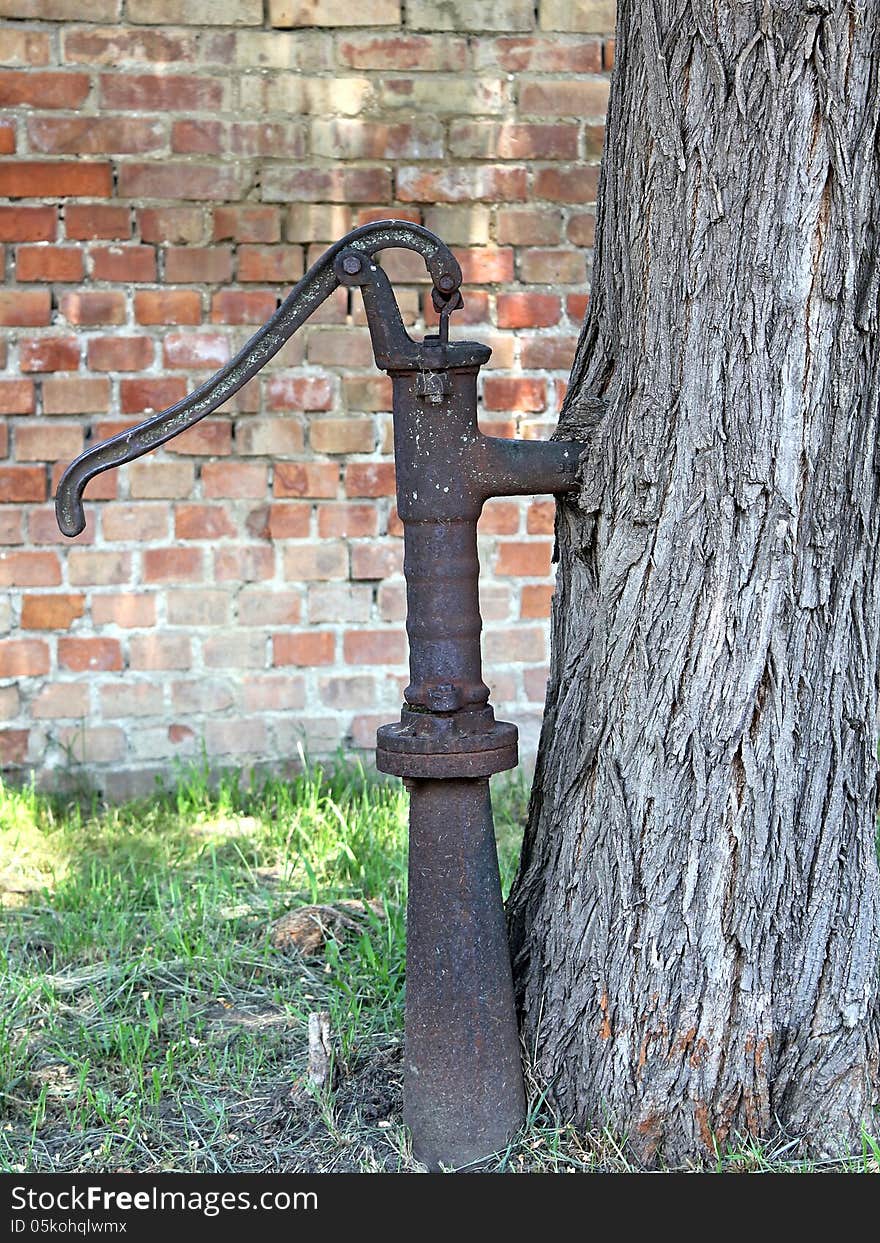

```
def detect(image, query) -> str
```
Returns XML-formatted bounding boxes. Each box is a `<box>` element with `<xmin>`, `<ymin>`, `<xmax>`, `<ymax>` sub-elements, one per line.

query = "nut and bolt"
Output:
<box><xmin>341</xmin><ymin>253</ymin><xmax>363</xmax><ymax>275</ymax></box>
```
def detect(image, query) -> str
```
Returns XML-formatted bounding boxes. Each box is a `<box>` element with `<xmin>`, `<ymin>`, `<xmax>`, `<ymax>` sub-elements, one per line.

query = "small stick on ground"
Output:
<box><xmin>308</xmin><ymin>1011</ymin><xmax>334</xmax><ymax>1092</ymax></box>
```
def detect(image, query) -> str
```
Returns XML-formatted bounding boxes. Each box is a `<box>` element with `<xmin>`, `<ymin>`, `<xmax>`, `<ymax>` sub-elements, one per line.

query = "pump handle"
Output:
<box><xmin>55</xmin><ymin>220</ymin><xmax>462</xmax><ymax>537</ymax></box>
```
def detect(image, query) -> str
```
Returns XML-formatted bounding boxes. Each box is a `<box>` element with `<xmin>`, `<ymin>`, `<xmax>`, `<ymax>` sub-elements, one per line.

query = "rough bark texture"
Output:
<box><xmin>509</xmin><ymin>0</ymin><xmax>880</xmax><ymax>1164</ymax></box>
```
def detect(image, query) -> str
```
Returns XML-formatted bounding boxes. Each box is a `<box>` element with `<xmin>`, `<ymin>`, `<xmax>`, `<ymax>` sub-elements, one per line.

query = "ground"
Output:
<box><xmin>1</xmin><ymin>758</ymin><xmax>876</xmax><ymax>1174</ymax></box>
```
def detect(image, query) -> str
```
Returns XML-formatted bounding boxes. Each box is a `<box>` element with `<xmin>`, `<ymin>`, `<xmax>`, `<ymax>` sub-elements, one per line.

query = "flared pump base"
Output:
<box><xmin>403</xmin><ymin>776</ymin><xmax>526</xmax><ymax>1169</ymax></box>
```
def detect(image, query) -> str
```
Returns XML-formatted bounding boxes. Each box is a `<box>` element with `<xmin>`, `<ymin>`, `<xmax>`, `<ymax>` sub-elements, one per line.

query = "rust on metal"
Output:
<box><xmin>54</xmin><ymin>220</ymin><xmax>585</xmax><ymax>1169</ymax></box>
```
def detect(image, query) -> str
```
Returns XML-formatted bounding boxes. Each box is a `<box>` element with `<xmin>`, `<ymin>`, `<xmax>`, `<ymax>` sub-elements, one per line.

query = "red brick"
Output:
<box><xmin>64</xmin><ymin>203</ymin><xmax>128</xmax><ymax>239</ymax></box>
<box><xmin>266</xmin><ymin>503</ymin><xmax>311</xmax><ymax>538</ymax></box>
<box><xmin>28</xmin><ymin>115</ymin><xmax>165</xmax><ymax>154</ymax></box>
<box><xmin>0</xmin><ymin>550</ymin><xmax>61</xmax><ymax>586</ymax></box>
<box><xmin>100</xmin><ymin>73</ymin><xmax>223</xmax><ymax>111</ymax></box>
<box><xmin>398</xmin><ymin>165</ymin><xmax>526</xmax><ymax>203</ymax></box>
<box><xmin>454</xmin><ymin>247</ymin><xmax>514</xmax><ymax>284</ymax></box>
<box><xmin>317</xmin><ymin>502</ymin><xmax>377</xmax><ymax>539</ymax></box>
<box><xmin>524</xmin><ymin>666</ymin><xmax>550</xmax><ymax>700</ymax></box>
<box><xmin>605</xmin><ymin>38</ymin><xmax>615</xmax><ymax>70</ymax></box>
<box><xmin>270</xmin><ymin>462</ymin><xmax>336</xmax><ymax>499</ymax></box>
<box><xmin>0</xmin><ymin>71</ymin><xmax>89</xmax><ymax>109</ymax></box>
<box><xmin>143</xmin><ymin>548</ymin><xmax>203</xmax><ymax>583</ymax></box>
<box><xmin>63</xmin><ymin>26</ymin><xmax>195</xmax><ymax>65</ymax></box>
<box><xmin>90</xmin><ymin>244</ymin><xmax>156</xmax><ymax>282</ymax></box>
<box><xmin>102</xmin><ymin>503</ymin><xmax>169</xmax><ymax>543</ymax></box>
<box><xmin>281</xmin><ymin>543</ymin><xmax>347</xmax><ymax>580</ymax></box>
<box><xmin>527</xmin><ymin>499</ymin><xmax>556</xmax><ymax>534</ymax></box>
<box><xmin>496</xmin><ymin>540</ymin><xmax>553</xmax><ymax>576</ymax></box>
<box><xmin>15</xmin><ymin>423</ymin><xmax>83</xmax><ymax>462</ymax></box>
<box><xmin>165</xmin><ymin>420</ymin><xmax>231</xmax><ymax>457</ymax></box>
<box><xmin>484</xmin><ymin>626</ymin><xmax>547</xmax><ymax>662</ymax></box>
<box><xmin>0</xmin><ymin>729</ymin><xmax>29</xmax><ymax>764</ymax></box>
<box><xmin>50</xmin><ymin>462</ymin><xmax>116</xmax><ymax>502</ymax></box>
<box><xmin>266</xmin><ymin>375</ymin><xmax>334</xmax><ymax>412</ymax></box>
<box><xmin>119</xmin><ymin>162</ymin><xmax>245</xmax><ymax>202</ymax></box>
<box><xmin>237</xmin><ymin>244</ymin><xmax>303</xmax><ymax>283</ymax></box>
<box><xmin>0</xmin><ymin>162</ymin><xmax>111</xmax><ymax>199</ymax></box>
<box><xmin>20</xmin><ymin>593</ymin><xmax>85</xmax><ymax>629</ymax></box>
<box><xmin>213</xmin><ymin>205</ymin><xmax>280</xmax><ymax>244</ymax></box>
<box><xmin>483</xmin><ymin>377</ymin><xmax>547</xmax><ymax>413</ymax></box>
<box><xmin>138</xmin><ymin>206</ymin><xmax>205</xmax><ymax>245</ymax></box>
<box><xmin>343</xmin><ymin>374</ymin><xmax>393</xmax><ymax>412</ymax></box>
<box><xmin>16</xmin><ymin>245</ymin><xmax>82</xmax><ymax>282</ymax></box>
<box><xmin>0</xmin><ymin>638</ymin><xmax>49</xmax><ymax>677</ymax></box>
<box><xmin>87</xmin><ymin>337</ymin><xmax>154</xmax><ymax>372</ymax></box>
<box><xmin>0</xmin><ymin>380</ymin><xmax>34</xmax><ymax>414</ymax></box>
<box><xmin>19</xmin><ymin>336</ymin><xmax>80</xmax><ymax>372</ymax></box>
<box><xmin>0</xmin><ymin>28</ymin><xmax>51</xmax><ymax>65</ymax></box>
<box><xmin>496</xmin><ymin>293</ymin><xmax>562</xmax><ymax>329</ymax></box>
<box><xmin>120</xmin><ymin>377</ymin><xmax>188</xmax><ymax>413</ymax></box>
<box><xmin>0</xmin><ymin>290</ymin><xmax>50</xmax><ymax>326</ymax></box>
<box><xmin>202</xmin><ymin>633</ymin><xmax>266</xmax><ymax>670</ymax></box>
<box><xmin>0</xmin><ymin>466</ymin><xmax>46</xmax><ymax>501</ymax></box>
<box><xmin>92</xmin><ymin>593</ymin><xmax>157</xmax><ymax>628</ymax></box>
<box><xmin>59</xmin><ymin>637</ymin><xmax>122</xmax><ymax>672</ymax></box>
<box><xmin>0</xmin><ymin>205</ymin><xmax>56</xmax><ymax>242</ymax></box>
<box><xmin>134</xmin><ymin>289</ymin><xmax>201</xmax><ymax>326</ymax></box>
<box><xmin>59</xmin><ymin>291</ymin><xmax>125</xmax><ymax>325</ymax></box>
<box><xmin>211</xmin><ymin>290</ymin><xmax>277</xmax><ymax>324</ymax></box>
<box><xmin>261</xmin><ymin>165</ymin><xmax>391</xmax><ymax>205</ymax></box>
<box><xmin>535</xmin><ymin>166</ymin><xmax>600</xmax><ymax>203</ymax></box>
<box><xmin>521</xmin><ymin>584</ymin><xmax>555</xmax><ymax>618</ymax></box>
<box><xmin>343</xmin><ymin>629</ymin><xmax>405</xmax><ymax>665</ymax></box>
<box><xmin>43</xmin><ymin>377</ymin><xmax>110</xmax><ymax>414</ymax></box>
<box><xmin>0</xmin><ymin>120</ymin><xmax>14</xmax><ymax>154</ymax></box>
<box><xmin>166</xmin><ymin>592</ymin><xmax>232</xmax><ymax>628</ymax></box>
<box><xmin>241</xmin><ymin>672</ymin><xmax>305</xmax><ymax>709</ymax></box>
<box><xmin>272</xmin><ymin>631</ymin><xmax>335</xmax><ymax>667</ymax></box>
<box><xmin>163</xmin><ymin>333</ymin><xmax>230</xmax><ymax>370</ymax></box>
<box><xmin>568</xmin><ymin>211</ymin><xmax>597</xmax><ymax>247</ymax></box>
<box><xmin>495</xmin><ymin>207</ymin><xmax>562</xmax><ymax>246</ymax></box>
<box><xmin>520</xmin><ymin>335</ymin><xmax>579</xmax><ymax>370</ymax></box>
<box><xmin>101</xmin><ymin>682</ymin><xmax>164</xmax><ymax>718</ymax></box>
<box><xmin>175</xmin><ymin>504</ymin><xmax>236</xmax><ymax>540</ymax></box>
<box><xmin>519</xmin><ymin>249</ymin><xmax>586</xmax><ymax>284</ymax></box>
<box><xmin>165</xmin><ymin>246</ymin><xmax>233</xmax><ymax>284</ymax></box>
<box><xmin>478</xmin><ymin>500</ymin><xmax>520</xmax><ymax>535</ymax></box>
<box><xmin>67</xmin><ymin>550</ymin><xmax>131</xmax><ymax>585</ymax></box>
<box><xmin>309</xmin><ymin>583</ymin><xmax>372</xmax><ymax>623</ymax></box>
<box><xmin>171</xmin><ymin>119</ymin><xmax>223</xmax><ymax>155</ymax></box>
<box><xmin>344</xmin><ymin>462</ymin><xmax>395</xmax><ymax>498</ymax></box>
<box><xmin>0</xmin><ymin>513</ymin><xmax>23</xmax><ymax>544</ymax></box>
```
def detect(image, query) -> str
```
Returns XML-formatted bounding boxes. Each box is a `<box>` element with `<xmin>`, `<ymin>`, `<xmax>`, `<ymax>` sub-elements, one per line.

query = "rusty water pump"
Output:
<box><xmin>56</xmin><ymin>220</ymin><xmax>584</xmax><ymax>1168</ymax></box>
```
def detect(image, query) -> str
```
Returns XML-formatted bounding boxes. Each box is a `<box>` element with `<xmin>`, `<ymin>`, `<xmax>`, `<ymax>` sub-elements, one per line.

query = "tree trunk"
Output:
<box><xmin>509</xmin><ymin>0</ymin><xmax>880</xmax><ymax>1165</ymax></box>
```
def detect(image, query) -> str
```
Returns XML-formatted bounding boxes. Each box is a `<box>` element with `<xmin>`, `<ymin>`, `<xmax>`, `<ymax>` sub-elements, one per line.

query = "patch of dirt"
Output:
<box><xmin>270</xmin><ymin>899</ymin><xmax>385</xmax><ymax>955</ymax></box>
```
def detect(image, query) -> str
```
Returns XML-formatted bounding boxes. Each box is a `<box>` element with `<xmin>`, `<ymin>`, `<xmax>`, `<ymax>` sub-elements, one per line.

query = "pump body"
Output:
<box><xmin>55</xmin><ymin>221</ymin><xmax>584</xmax><ymax>1169</ymax></box>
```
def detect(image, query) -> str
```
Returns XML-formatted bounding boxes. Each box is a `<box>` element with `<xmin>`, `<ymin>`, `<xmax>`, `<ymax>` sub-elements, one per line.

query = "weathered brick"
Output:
<box><xmin>398</xmin><ymin>165</ymin><xmax>525</xmax><ymax>203</ymax></box>
<box><xmin>521</xmin><ymin>584</ymin><xmax>555</xmax><ymax>619</ymax></box>
<box><xmin>242</xmin><ymin>673</ymin><xmax>306</xmax><ymax>711</ymax></box>
<box><xmin>0</xmin><ymin>638</ymin><xmax>49</xmax><ymax>677</ymax></box>
<box><xmin>265</xmin><ymin>375</ymin><xmax>334</xmax><ymax>412</ymax></box>
<box><xmin>480</xmin><ymin>35</ymin><xmax>603</xmax><ymax>72</ymax></box>
<box><xmin>166</xmin><ymin>591</ymin><xmax>232</xmax><ymax>628</ymax></box>
<box><xmin>229</xmin><ymin>122</ymin><xmax>306</xmax><ymax>159</ymax></box>
<box><xmin>205</xmin><ymin>718</ymin><xmax>268</xmax><ymax>754</ymax></box>
<box><xmin>311</xmin><ymin>418</ymin><xmax>374</xmax><ymax>455</ymax></box>
<box><xmin>241</xmin><ymin>74</ymin><xmax>371</xmax><ymax>117</ymax></box>
<box><xmin>0</xmin><ymin>290</ymin><xmax>51</xmax><ymax>326</ymax></box>
<box><xmin>282</xmin><ymin>543</ymin><xmax>347</xmax><ymax>581</ymax></box>
<box><xmin>59</xmin><ymin>636</ymin><xmax>123</xmax><ymax>672</ymax></box>
<box><xmin>138</xmin><ymin>207</ymin><xmax>205</xmax><ymax>245</ymax></box>
<box><xmin>261</xmin><ymin>165</ymin><xmax>391</xmax><ymax>204</ymax></box>
<box><xmin>68</xmin><ymin>550</ymin><xmax>131</xmax><ymax>585</ymax></box>
<box><xmin>129</xmin><ymin>461</ymin><xmax>194</xmax><ymax>499</ymax></box>
<box><xmin>15</xmin><ymin>424</ymin><xmax>83</xmax><ymax>463</ymax></box>
<box><xmin>317</xmin><ymin>503</ymin><xmax>377</xmax><ymax>539</ymax></box>
<box><xmin>129</xmin><ymin>0</ymin><xmax>262</xmax><ymax>22</ymax></box>
<box><xmin>163</xmin><ymin>333</ymin><xmax>230</xmax><ymax>370</ymax></box>
<box><xmin>337</xmin><ymin>33</ymin><xmax>466</xmax><ymax>71</ymax></box>
<box><xmin>344</xmin><ymin>629</ymin><xmax>406</xmax><ymax>666</ymax></box>
<box><xmin>495</xmin><ymin>540</ymin><xmax>553</xmax><ymax>576</ymax></box>
<box><xmin>237</xmin><ymin>245</ymin><xmax>303</xmax><ymax>283</ymax></box>
<box><xmin>174</xmin><ymin>504</ymin><xmax>236</xmax><ymax>541</ymax></box>
<box><xmin>165</xmin><ymin>246</ymin><xmax>233</xmax><ymax>284</ymax></box>
<box><xmin>449</xmin><ymin>120</ymin><xmax>578</xmax><ymax>160</ymax></box>
<box><xmin>496</xmin><ymin>292</ymin><xmax>562</xmax><ymax>328</ymax></box>
<box><xmin>101</xmin><ymin>503</ymin><xmax>169</xmax><ymax>543</ymax></box>
<box><xmin>520</xmin><ymin>335</ymin><xmax>580</xmax><ymax>369</ymax></box>
<box><xmin>87</xmin><ymin>336</ymin><xmax>154</xmax><ymax>372</ymax></box>
<box><xmin>169</xmin><ymin>678</ymin><xmax>234</xmax><ymax>713</ymax></box>
<box><xmin>203</xmin><ymin>462</ymin><xmax>267</xmax><ymax>498</ymax></box>
<box><xmin>119</xmin><ymin>163</ymin><xmax>246</xmax><ymax>202</ymax></box>
<box><xmin>237</xmin><ymin>419</ymin><xmax>305</xmax><ymax>457</ymax></box>
<box><xmin>308</xmin><ymin>583</ymin><xmax>372</xmax><ymax>624</ymax></box>
<box><xmin>29</xmin><ymin>115</ymin><xmax>165</xmax><ymax>155</ymax></box>
<box><xmin>484</xmin><ymin>626</ymin><xmax>546</xmax><ymax>661</ymax></box>
<box><xmin>0</xmin><ymin>162</ymin><xmax>112</xmax><ymax>199</ymax></box>
<box><xmin>478</xmin><ymin>500</ymin><xmax>521</xmax><ymax>535</ymax></box>
<box><xmin>0</xmin><ymin>28</ymin><xmax>51</xmax><ymax>65</ymax></box>
<box><xmin>455</xmin><ymin>247</ymin><xmax>515</xmax><ymax>283</ymax></box>
<box><xmin>0</xmin><ymin>466</ymin><xmax>45</xmax><ymax>502</ymax></box>
<box><xmin>539</xmin><ymin>0</ymin><xmax>616</xmax><ymax>34</ymax></box>
<box><xmin>519</xmin><ymin>78</ymin><xmax>611</xmax><ymax>117</ymax></box>
<box><xmin>43</xmin><ymin>377</ymin><xmax>110</xmax><ymax>414</ymax></box>
<box><xmin>350</xmin><ymin>542</ymin><xmax>403</xmax><ymax>581</ymax></box>
<box><xmin>344</xmin><ymin>462</ymin><xmax>395</xmax><ymax>498</ymax></box>
<box><xmin>20</xmin><ymin>593</ymin><xmax>84</xmax><ymax>630</ymax></box>
<box><xmin>0</xmin><ymin>729</ymin><xmax>29</xmax><ymax>764</ymax></box>
<box><xmin>66</xmin><ymin>204</ymin><xmax>131</xmax><ymax>241</ymax></box>
<box><xmin>214</xmin><ymin>545</ymin><xmax>274</xmax><ymax>582</ymax></box>
<box><xmin>380</xmin><ymin>76</ymin><xmax>506</xmax><ymax>114</ymax></box>
<box><xmin>312</xmin><ymin>118</ymin><xmax>443</xmax><ymax>161</ymax></box>
<box><xmin>129</xmin><ymin>634</ymin><xmax>191</xmax><ymax>670</ymax></box>
<box><xmin>568</xmin><ymin>211</ymin><xmax>597</xmax><ymax>247</ymax></box>
<box><xmin>0</xmin><ymin>71</ymin><xmax>90</xmax><ymax>109</ymax></box>
<box><xmin>63</xmin><ymin>26</ymin><xmax>195</xmax><ymax>65</ymax></box>
<box><xmin>269</xmin><ymin>0</ymin><xmax>398</xmax><ymax>26</ymax></box>
<box><xmin>535</xmin><ymin>166</ymin><xmax>600</xmax><ymax>203</ymax></box>
<box><xmin>518</xmin><ymin>248</ymin><xmax>586</xmax><ymax>284</ymax></box>
<box><xmin>100</xmin><ymin>682</ymin><xmax>163</xmax><ymax>718</ymax></box>
<box><xmin>238</xmin><ymin>588</ymin><xmax>302</xmax><ymax>627</ymax></box>
<box><xmin>143</xmin><ymin>547</ymin><xmax>203</xmax><ymax>583</ymax></box>
<box><xmin>57</xmin><ymin>725</ymin><xmax>126</xmax><ymax>764</ymax></box>
<box><xmin>0</xmin><ymin>1</ymin><xmax>118</xmax><ymax>18</ymax></box>
<box><xmin>92</xmin><ymin>593</ymin><xmax>157</xmax><ymax>628</ymax></box>
<box><xmin>31</xmin><ymin>684</ymin><xmax>88</xmax><ymax>719</ymax></box>
<box><xmin>0</xmin><ymin>550</ymin><xmax>61</xmax><ymax>587</ymax></box>
<box><xmin>171</xmin><ymin>119</ymin><xmax>223</xmax><ymax>155</ymax></box>
<box><xmin>202</xmin><ymin>632</ymin><xmax>266</xmax><ymax>669</ymax></box>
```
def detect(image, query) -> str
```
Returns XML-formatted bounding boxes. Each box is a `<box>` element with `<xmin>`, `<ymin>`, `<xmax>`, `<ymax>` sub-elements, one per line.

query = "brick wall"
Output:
<box><xmin>0</xmin><ymin>0</ymin><xmax>615</xmax><ymax>796</ymax></box>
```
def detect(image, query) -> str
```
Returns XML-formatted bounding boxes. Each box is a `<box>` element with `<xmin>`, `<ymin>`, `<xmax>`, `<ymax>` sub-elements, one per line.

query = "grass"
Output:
<box><xmin>0</xmin><ymin>756</ymin><xmax>876</xmax><ymax>1174</ymax></box>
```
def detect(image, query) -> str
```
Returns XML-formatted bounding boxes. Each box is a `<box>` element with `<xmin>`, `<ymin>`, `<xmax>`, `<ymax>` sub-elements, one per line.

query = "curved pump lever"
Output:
<box><xmin>55</xmin><ymin>220</ymin><xmax>463</xmax><ymax>537</ymax></box>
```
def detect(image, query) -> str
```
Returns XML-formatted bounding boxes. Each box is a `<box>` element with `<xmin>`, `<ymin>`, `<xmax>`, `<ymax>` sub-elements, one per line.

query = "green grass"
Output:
<box><xmin>0</xmin><ymin>758</ymin><xmax>876</xmax><ymax>1174</ymax></box>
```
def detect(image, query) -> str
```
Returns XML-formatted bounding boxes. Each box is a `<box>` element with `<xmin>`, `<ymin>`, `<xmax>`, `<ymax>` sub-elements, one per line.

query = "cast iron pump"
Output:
<box><xmin>56</xmin><ymin>220</ymin><xmax>584</xmax><ymax>1168</ymax></box>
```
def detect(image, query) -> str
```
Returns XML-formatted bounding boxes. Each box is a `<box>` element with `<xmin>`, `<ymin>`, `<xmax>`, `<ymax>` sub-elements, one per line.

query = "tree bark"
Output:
<box><xmin>509</xmin><ymin>0</ymin><xmax>880</xmax><ymax>1165</ymax></box>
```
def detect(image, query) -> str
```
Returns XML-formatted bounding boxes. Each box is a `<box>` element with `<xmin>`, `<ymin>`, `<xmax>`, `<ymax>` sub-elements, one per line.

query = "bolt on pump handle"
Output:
<box><xmin>55</xmin><ymin>220</ymin><xmax>463</xmax><ymax>538</ymax></box>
